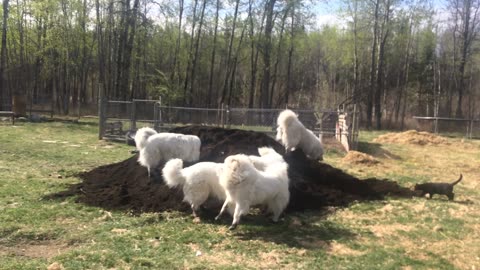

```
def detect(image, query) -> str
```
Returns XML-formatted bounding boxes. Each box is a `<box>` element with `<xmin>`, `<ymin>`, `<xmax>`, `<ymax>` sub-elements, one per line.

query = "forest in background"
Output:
<box><xmin>0</xmin><ymin>0</ymin><xmax>479</xmax><ymax>129</ymax></box>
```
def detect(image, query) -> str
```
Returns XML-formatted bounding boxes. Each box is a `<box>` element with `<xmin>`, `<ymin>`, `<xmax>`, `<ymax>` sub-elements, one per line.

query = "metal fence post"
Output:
<box><xmin>131</xmin><ymin>99</ymin><xmax>137</xmax><ymax>131</ymax></box>
<box><xmin>153</xmin><ymin>102</ymin><xmax>159</xmax><ymax>131</ymax></box>
<box><xmin>220</xmin><ymin>103</ymin><xmax>224</xmax><ymax>128</ymax></box>
<box><xmin>226</xmin><ymin>105</ymin><xmax>230</xmax><ymax>128</ymax></box>
<box><xmin>98</xmin><ymin>84</ymin><xmax>105</xmax><ymax>140</ymax></box>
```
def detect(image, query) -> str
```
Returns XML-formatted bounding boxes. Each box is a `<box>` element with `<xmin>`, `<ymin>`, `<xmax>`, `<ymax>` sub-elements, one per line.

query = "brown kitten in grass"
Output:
<box><xmin>414</xmin><ymin>174</ymin><xmax>463</xmax><ymax>201</ymax></box>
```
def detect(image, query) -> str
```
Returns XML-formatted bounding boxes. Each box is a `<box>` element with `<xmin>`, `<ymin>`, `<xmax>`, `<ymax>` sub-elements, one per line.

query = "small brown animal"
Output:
<box><xmin>414</xmin><ymin>174</ymin><xmax>463</xmax><ymax>200</ymax></box>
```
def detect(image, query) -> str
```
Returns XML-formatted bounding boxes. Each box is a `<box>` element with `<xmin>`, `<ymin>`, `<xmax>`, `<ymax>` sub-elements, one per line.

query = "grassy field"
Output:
<box><xmin>0</xmin><ymin>119</ymin><xmax>479</xmax><ymax>269</ymax></box>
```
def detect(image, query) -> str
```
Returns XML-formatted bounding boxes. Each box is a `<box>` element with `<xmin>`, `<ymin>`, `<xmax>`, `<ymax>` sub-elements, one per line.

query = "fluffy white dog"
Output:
<box><xmin>138</xmin><ymin>133</ymin><xmax>201</xmax><ymax>177</ymax></box>
<box><xmin>248</xmin><ymin>147</ymin><xmax>285</xmax><ymax>171</ymax></box>
<box><xmin>216</xmin><ymin>154</ymin><xmax>290</xmax><ymax>230</ymax></box>
<box><xmin>276</xmin><ymin>109</ymin><xmax>324</xmax><ymax>160</ymax></box>
<box><xmin>162</xmin><ymin>158</ymin><xmax>226</xmax><ymax>217</ymax></box>
<box><xmin>134</xmin><ymin>127</ymin><xmax>158</xmax><ymax>151</ymax></box>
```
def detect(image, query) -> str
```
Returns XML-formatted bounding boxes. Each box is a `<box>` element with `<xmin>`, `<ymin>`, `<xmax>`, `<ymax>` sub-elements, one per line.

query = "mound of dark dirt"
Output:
<box><xmin>47</xmin><ymin>125</ymin><xmax>417</xmax><ymax>213</ymax></box>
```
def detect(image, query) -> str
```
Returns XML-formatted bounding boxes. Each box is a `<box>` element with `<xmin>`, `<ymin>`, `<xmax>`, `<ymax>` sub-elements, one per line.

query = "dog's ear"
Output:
<box><xmin>230</xmin><ymin>159</ymin><xmax>240</xmax><ymax>172</ymax></box>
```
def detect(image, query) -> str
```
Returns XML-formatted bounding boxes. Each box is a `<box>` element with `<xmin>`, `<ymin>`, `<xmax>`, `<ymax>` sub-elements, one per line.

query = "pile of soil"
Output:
<box><xmin>47</xmin><ymin>126</ymin><xmax>417</xmax><ymax>213</ymax></box>
<box><xmin>342</xmin><ymin>151</ymin><xmax>380</xmax><ymax>166</ymax></box>
<box><xmin>373</xmin><ymin>130</ymin><xmax>449</xmax><ymax>146</ymax></box>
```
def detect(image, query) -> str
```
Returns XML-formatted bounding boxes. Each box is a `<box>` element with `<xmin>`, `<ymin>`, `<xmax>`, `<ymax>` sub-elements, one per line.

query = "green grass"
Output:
<box><xmin>1</xmin><ymin>120</ymin><xmax>479</xmax><ymax>269</ymax></box>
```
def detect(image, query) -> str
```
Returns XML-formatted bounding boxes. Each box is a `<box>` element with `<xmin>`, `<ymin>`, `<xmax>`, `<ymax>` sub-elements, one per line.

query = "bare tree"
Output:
<box><xmin>0</xmin><ymin>0</ymin><xmax>10</xmax><ymax>110</ymax></box>
<box><xmin>207</xmin><ymin>0</ymin><xmax>220</xmax><ymax>107</ymax></box>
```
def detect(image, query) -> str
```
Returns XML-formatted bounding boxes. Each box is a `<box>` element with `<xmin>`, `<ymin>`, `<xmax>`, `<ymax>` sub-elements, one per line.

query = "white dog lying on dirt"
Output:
<box><xmin>276</xmin><ymin>109</ymin><xmax>323</xmax><ymax>160</ymax></box>
<box><xmin>216</xmin><ymin>154</ymin><xmax>290</xmax><ymax>230</ymax></box>
<box><xmin>162</xmin><ymin>158</ymin><xmax>226</xmax><ymax>217</ymax></box>
<box><xmin>248</xmin><ymin>146</ymin><xmax>285</xmax><ymax>171</ymax></box>
<box><xmin>138</xmin><ymin>133</ymin><xmax>201</xmax><ymax>177</ymax></box>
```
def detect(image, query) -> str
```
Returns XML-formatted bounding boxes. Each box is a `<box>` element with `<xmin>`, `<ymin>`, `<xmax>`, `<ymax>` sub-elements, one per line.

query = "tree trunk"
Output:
<box><xmin>227</xmin><ymin>16</ymin><xmax>248</xmax><ymax>106</ymax></box>
<box><xmin>171</xmin><ymin>0</ymin><xmax>184</xmax><ymax>83</ymax></box>
<box><xmin>207</xmin><ymin>0</ymin><xmax>220</xmax><ymax>108</ymax></box>
<box><xmin>285</xmin><ymin>4</ymin><xmax>295</xmax><ymax>106</ymax></box>
<box><xmin>367</xmin><ymin>0</ymin><xmax>380</xmax><ymax>129</ymax></box>
<box><xmin>269</xmin><ymin>6</ymin><xmax>290</xmax><ymax>108</ymax></box>
<box><xmin>375</xmin><ymin>0</ymin><xmax>391</xmax><ymax>130</ymax></box>
<box><xmin>183</xmin><ymin>0</ymin><xmax>199</xmax><ymax>104</ymax></box>
<box><xmin>220</xmin><ymin>0</ymin><xmax>240</xmax><ymax>104</ymax></box>
<box><xmin>188</xmin><ymin>0</ymin><xmax>207</xmax><ymax>106</ymax></box>
<box><xmin>248</xmin><ymin>0</ymin><xmax>266</xmax><ymax>109</ymax></box>
<box><xmin>259</xmin><ymin>0</ymin><xmax>276</xmax><ymax>109</ymax></box>
<box><xmin>120</xmin><ymin>0</ymin><xmax>140</xmax><ymax>100</ymax></box>
<box><xmin>0</xmin><ymin>0</ymin><xmax>10</xmax><ymax>110</ymax></box>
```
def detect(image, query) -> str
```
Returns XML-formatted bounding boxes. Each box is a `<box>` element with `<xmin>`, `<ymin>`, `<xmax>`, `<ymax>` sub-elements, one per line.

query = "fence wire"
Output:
<box><xmin>99</xmin><ymin>98</ymin><xmax>354</xmax><ymax>148</ymax></box>
<box><xmin>413</xmin><ymin>116</ymin><xmax>480</xmax><ymax>139</ymax></box>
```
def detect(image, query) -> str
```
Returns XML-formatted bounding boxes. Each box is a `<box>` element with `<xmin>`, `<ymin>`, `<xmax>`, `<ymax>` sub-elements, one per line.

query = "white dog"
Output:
<box><xmin>248</xmin><ymin>147</ymin><xmax>285</xmax><ymax>171</ymax></box>
<box><xmin>138</xmin><ymin>133</ymin><xmax>201</xmax><ymax>177</ymax></box>
<box><xmin>276</xmin><ymin>109</ymin><xmax>323</xmax><ymax>160</ymax></box>
<box><xmin>134</xmin><ymin>127</ymin><xmax>158</xmax><ymax>151</ymax></box>
<box><xmin>216</xmin><ymin>154</ymin><xmax>290</xmax><ymax>230</ymax></box>
<box><xmin>162</xmin><ymin>158</ymin><xmax>226</xmax><ymax>217</ymax></box>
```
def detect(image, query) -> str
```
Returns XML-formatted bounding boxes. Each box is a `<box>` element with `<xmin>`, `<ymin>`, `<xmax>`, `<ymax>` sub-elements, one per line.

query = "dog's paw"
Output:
<box><xmin>228</xmin><ymin>224</ymin><xmax>237</xmax><ymax>230</ymax></box>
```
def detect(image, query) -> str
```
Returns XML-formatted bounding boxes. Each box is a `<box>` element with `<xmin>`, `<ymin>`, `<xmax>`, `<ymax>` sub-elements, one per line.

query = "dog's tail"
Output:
<box><xmin>162</xmin><ymin>158</ymin><xmax>186</xmax><ymax>188</ymax></box>
<box><xmin>277</xmin><ymin>109</ymin><xmax>298</xmax><ymax>127</ymax></box>
<box><xmin>134</xmin><ymin>127</ymin><xmax>158</xmax><ymax>150</ymax></box>
<box><xmin>450</xmin><ymin>174</ymin><xmax>463</xmax><ymax>186</ymax></box>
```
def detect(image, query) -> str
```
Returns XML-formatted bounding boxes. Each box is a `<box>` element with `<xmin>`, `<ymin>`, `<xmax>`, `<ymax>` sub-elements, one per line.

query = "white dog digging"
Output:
<box><xmin>162</xmin><ymin>158</ymin><xmax>225</xmax><ymax>217</ymax></box>
<box><xmin>216</xmin><ymin>153</ymin><xmax>290</xmax><ymax>230</ymax></box>
<box><xmin>276</xmin><ymin>109</ymin><xmax>324</xmax><ymax>160</ymax></box>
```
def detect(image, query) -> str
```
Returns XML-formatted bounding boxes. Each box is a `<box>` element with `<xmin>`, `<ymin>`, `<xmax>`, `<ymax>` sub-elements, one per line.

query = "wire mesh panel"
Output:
<box><xmin>156</xmin><ymin>105</ymin><xmax>224</xmax><ymax>131</ymax></box>
<box><xmin>103</xmin><ymin>101</ymin><xmax>132</xmax><ymax>140</ymax></box>
<box><xmin>227</xmin><ymin>108</ymin><xmax>335</xmax><ymax>137</ymax></box>
<box><xmin>413</xmin><ymin>116</ymin><xmax>480</xmax><ymax>139</ymax></box>
<box><xmin>29</xmin><ymin>94</ymin><xmax>53</xmax><ymax>117</ymax></box>
<box><xmin>1</xmin><ymin>96</ymin><xmax>12</xmax><ymax>111</ymax></box>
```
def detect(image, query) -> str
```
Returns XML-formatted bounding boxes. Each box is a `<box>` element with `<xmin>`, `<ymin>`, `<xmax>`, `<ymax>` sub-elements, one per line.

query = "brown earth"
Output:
<box><xmin>373</xmin><ymin>130</ymin><xmax>449</xmax><ymax>146</ymax></box>
<box><xmin>46</xmin><ymin>126</ymin><xmax>417</xmax><ymax>213</ymax></box>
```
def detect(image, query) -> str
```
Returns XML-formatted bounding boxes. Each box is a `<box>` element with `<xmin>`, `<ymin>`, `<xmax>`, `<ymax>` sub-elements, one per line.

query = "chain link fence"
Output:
<box><xmin>99</xmin><ymin>97</ymin><xmax>359</xmax><ymax>150</ymax></box>
<box><xmin>413</xmin><ymin>116</ymin><xmax>480</xmax><ymax>139</ymax></box>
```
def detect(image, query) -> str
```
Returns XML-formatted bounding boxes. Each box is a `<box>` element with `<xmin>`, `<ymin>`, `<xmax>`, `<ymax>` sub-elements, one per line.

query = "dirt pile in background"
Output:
<box><xmin>373</xmin><ymin>130</ymin><xmax>448</xmax><ymax>146</ymax></box>
<box><xmin>342</xmin><ymin>151</ymin><xmax>380</xmax><ymax>166</ymax></box>
<box><xmin>47</xmin><ymin>126</ymin><xmax>417</xmax><ymax>213</ymax></box>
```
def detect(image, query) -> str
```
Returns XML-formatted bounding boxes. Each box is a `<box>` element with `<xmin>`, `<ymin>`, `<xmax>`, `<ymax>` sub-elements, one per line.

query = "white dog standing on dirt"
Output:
<box><xmin>162</xmin><ymin>158</ymin><xmax>225</xmax><ymax>217</ymax></box>
<box><xmin>138</xmin><ymin>132</ymin><xmax>201</xmax><ymax>177</ymax></box>
<box><xmin>276</xmin><ymin>109</ymin><xmax>323</xmax><ymax>160</ymax></box>
<box><xmin>216</xmin><ymin>154</ymin><xmax>290</xmax><ymax>230</ymax></box>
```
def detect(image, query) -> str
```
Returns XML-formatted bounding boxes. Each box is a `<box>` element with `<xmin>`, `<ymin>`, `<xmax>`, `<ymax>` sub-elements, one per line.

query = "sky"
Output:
<box><xmin>313</xmin><ymin>0</ymin><xmax>450</xmax><ymax>29</ymax></box>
